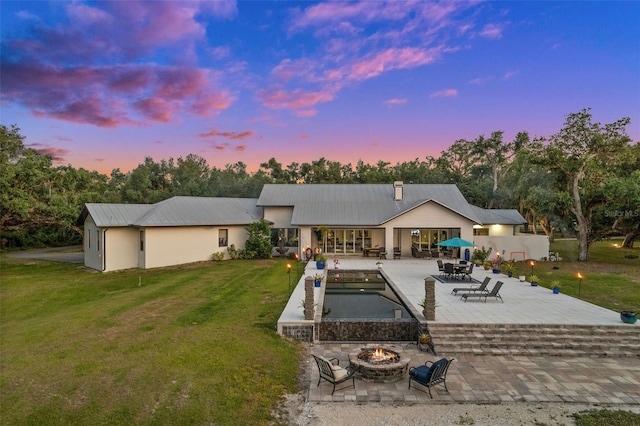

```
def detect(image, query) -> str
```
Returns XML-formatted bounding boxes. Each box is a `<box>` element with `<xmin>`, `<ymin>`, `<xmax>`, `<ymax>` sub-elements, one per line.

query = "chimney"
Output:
<box><xmin>393</xmin><ymin>181</ymin><xmax>403</xmax><ymax>201</ymax></box>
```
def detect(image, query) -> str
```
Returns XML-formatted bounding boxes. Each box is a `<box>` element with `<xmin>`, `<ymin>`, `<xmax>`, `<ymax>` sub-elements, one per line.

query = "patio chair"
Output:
<box><xmin>443</xmin><ymin>262</ymin><xmax>456</xmax><ymax>280</ymax></box>
<box><xmin>311</xmin><ymin>354</ymin><xmax>356</xmax><ymax>395</ymax></box>
<box><xmin>411</xmin><ymin>246</ymin><xmax>428</xmax><ymax>259</ymax></box>
<box><xmin>408</xmin><ymin>358</ymin><xmax>454</xmax><ymax>398</ymax></box>
<box><xmin>378</xmin><ymin>247</ymin><xmax>387</xmax><ymax>259</ymax></box>
<box><xmin>393</xmin><ymin>247</ymin><xmax>401</xmax><ymax>259</ymax></box>
<box><xmin>437</xmin><ymin>259</ymin><xmax>445</xmax><ymax>276</ymax></box>
<box><xmin>459</xmin><ymin>262</ymin><xmax>474</xmax><ymax>281</ymax></box>
<box><xmin>451</xmin><ymin>276</ymin><xmax>490</xmax><ymax>295</ymax></box>
<box><xmin>461</xmin><ymin>281</ymin><xmax>504</xmax><ymax>303</ymax></box>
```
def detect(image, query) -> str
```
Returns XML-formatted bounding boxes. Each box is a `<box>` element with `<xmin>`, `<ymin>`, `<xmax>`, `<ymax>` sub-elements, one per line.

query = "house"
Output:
<box><xmin>79</xmin><ymin>197</ymin><xmax>262</xmax><ymax>272</ymax></box>
<box><xmin>258</xmin><ymin>182</ymin><xmax>547</xmax><ymax>262</ymax></box>
<box><xmin>79</xmin><ymin>182</ymin><xmax>548</xmax><ymax>272</ymax></box>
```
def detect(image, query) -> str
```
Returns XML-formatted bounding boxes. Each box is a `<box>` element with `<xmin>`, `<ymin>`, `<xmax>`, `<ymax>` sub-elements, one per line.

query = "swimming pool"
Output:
<box><xmin>319</xmin><ymin>270</ymin><xmax>420</xmax><ymax>341</ymax></box>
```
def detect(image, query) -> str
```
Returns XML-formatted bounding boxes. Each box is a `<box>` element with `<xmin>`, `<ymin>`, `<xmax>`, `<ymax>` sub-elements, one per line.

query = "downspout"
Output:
<box><xmin>102</xmin><ymin>228</ymin><xmax>108</xmax><ymax>272</ymax></box>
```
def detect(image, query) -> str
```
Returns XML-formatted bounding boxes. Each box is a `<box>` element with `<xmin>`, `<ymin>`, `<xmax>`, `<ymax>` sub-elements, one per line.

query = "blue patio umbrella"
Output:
<box><xmin>436</xmin><ymin>237</ymin><xmax>475</xmax><ymax>259</ymax></box>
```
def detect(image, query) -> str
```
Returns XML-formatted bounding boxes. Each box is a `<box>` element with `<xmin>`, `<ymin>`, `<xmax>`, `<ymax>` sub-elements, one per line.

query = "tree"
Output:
<box><xmin>534</xmin><ymin>108</ymin><xmax>632</xmax><ymax>261</ymax></box>
<box><xmin>244</xmin><ymin>220</ymin><xmax>273</xmax><ymax>259</ymax></box>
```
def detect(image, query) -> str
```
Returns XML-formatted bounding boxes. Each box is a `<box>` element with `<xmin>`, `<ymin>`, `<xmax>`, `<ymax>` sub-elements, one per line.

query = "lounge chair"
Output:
<box><xmin>408</xmin><ymin>358</ymin><xmax>454</xmax><ymax>398</ymax></box>
<box><xmin>311</xmin><ymin>354</ymin><xmax>356</xmax><ymax>395</ymax></box>
<box><xmin>451</xmin><ymin>276</ymin><xmax>490</xmax><ymax>295</ymax></box>
<box><xmin>461</xmin><ymin>281</ymin><xmax>504</xmax><ymax>303</ymax></box>
<box><xmin>411</xmin><ymin>246</ymin><xmax>428</xmax><ymax>259</ymax></box>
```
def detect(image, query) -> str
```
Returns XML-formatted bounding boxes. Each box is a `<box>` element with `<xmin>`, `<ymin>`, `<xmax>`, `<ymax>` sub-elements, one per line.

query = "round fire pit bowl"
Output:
<box><xmin>348</xmin><ymin>346</ymin><xmax>410</xmax><ymax>383</ymax></box>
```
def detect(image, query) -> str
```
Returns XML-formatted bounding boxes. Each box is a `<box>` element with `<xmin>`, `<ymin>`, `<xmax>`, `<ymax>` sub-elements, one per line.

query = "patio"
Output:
<box><xmin>281</xmin><ymin>258</ymin><xmax>640</xmax><ymax>405</ymax></box>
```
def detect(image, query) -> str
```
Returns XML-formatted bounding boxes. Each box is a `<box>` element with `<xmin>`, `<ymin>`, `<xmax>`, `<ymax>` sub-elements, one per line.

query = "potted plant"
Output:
<box><xmin>502</xmin><ymin>262</ymin><xmax>516</xmax><ymax>278</ymax></box>
<box><xmin>482</xmin><ymin>260</ymin><xmax>492</xmax><ymax>271</ymax></box>
<box><xmin>333</xmin><ymin>258</ymin><xmax>340</xmax><ymax>269</ymax></box>
<box><xmin>551</xmin><ymin>280</ymin><xmax>561</xmax><ymax>294</ymax></box>
<box><xmin>528</xmin><ymin>275</ymin><xmax>539</xmax><ymax>286</ymax></box>
<box><xmin>315</xmin><ymin>254</ymin><xmax>327</xmax><ymax>270</ymax></box>
<box><xmin>418</xmin><ymin>333</ymin><xmax>431</xmax><ymax>345</ymax></box>
<box><xmin>313</xmin><ymin>272</ymin><xmax>323</xmax><ymax>288</ymax></box>
<box><xmin>620</xmin><ymin>310</ymin><xmax>638</xmax><ymax>324</ymax></box>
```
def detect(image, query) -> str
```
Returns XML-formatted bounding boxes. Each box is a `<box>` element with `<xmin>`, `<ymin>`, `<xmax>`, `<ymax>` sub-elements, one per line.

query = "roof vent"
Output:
<box><xmin>393</xmin><ymin>181</ymin><xmax>403</xmax><ymax>201</ymax></box>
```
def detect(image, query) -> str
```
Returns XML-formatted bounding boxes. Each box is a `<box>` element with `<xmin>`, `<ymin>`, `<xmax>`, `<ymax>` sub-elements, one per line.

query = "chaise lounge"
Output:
<box><xmin>461</xmin><ymin>281</ymin><xmax>504</xmax><ymax>303</ymax></box>
<box><xmin>451</xmin><ymin>276</ymin><xmax>490</xmax><ymax>295</ymax></box>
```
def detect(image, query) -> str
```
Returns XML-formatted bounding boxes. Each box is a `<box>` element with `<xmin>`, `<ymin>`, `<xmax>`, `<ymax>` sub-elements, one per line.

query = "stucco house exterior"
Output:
<box><xmin>79</xmin><ymin>197</ymin><xmax>262</xmax><ymax>272</ymax></box>
<box><xmin>79</xmin><ymin>182</ymin><xmax>549</xmax><ymax>272</ymax></box>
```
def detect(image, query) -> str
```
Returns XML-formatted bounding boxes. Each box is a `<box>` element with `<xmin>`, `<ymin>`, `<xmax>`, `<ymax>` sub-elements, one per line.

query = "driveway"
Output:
<box><xmin>5</xmin><ymin>246</ymin><xmax>84</xmax><ymax>264</ymax></box>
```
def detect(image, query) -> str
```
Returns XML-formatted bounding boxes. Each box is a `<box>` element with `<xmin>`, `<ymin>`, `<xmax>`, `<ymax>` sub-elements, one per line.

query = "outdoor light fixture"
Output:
<box><xmin>286</xmin><ymin>263</ymin><xmax>291</xmax><ymax>294</ymax></box>
<box><xmin>577</xmin><ymin>272</ymin><xmax>584</xmax><ymax>299</ymax></box>
<box><xmin>529</xmin><ymin>260</ymin><xmax>535</xmax><ymax>276</ymax></box>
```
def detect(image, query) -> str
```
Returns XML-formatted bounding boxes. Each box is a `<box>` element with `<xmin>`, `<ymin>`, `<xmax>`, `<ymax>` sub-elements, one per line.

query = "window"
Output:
<box><xmin>219</xmin><ymin>229</ymin><xmax>228</xmax><ymax>247</ymax></box>
<box><xmin>473</xmin><ymin>228</ymin><xmax>489</xmax><ymax>236</ymax></box>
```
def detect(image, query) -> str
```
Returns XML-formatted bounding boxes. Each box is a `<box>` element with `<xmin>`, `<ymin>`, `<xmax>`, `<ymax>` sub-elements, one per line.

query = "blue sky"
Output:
<box><xmin>1</xmin><ymin>1</ymin><xmax>638</xmax><ymax>174</ymax></box>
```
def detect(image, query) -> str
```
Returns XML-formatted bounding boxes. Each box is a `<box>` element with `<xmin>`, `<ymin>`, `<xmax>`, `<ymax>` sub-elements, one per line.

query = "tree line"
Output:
<box><xmin>1</xmin><ymin>109</ymin><xmax>638</xmax><ymax>260</ymax></box>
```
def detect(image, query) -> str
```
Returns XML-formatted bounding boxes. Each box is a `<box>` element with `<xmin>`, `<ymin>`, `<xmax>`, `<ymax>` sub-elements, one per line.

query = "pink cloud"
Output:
<box><xmin>384</xmin><ymin>98</ymin><xmax>407</xmax><ymax>105</ymax></box>
<box><xmin>503</xmin><ymin>70</ymin><xmax>519</xmax><ymax>80</ymax></box>
<box><xmin>199</xmin><ymin>130</ymin><xmax>255</xmax><ymax>140</ymax></box>
<box><xmin>235</xmin><ymin>145</ymin><xmax>247</xmax><ymax>152</ymax></box>
<box><xmin>430</xmin><ymin>89</ymin><xmax>458</xmax><ymax>98</ymax></box>
<box><xmin>256</xmin><ymin>87</ymin><xmax>334</xmax><ymax>112</ymax></box>
<box><xmin>27</xmin><ymin>143</ymin><xmax>70</xmax><ymax>162</ymax></box>
<box><xmin>0</xmin><ymin>2</ymin><xmax>236</xmax><ymax>127</ymax></box>
<box><xmin>347</xmin><ymin>47</ymin><xmax>441</xmax><ymax>81</ymax></box>
<box><xmin>478</xmin><ymin>23</ymin><xmax>505</xmax><ymax>39</ymax></box>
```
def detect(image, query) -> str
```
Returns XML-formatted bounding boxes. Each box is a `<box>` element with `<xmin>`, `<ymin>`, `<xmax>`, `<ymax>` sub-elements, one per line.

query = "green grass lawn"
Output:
<box><xmin>1</xmin><ymin>239</ymin><xmax>638</xmax><ymax>425</ymax></box>
<box><xmin>508</xmin><ymin>239</ymin><xmax>640</xmax><ymax>313</ymax></box>
<box><xmin>0</xmin><ymin>258</ymin><xmax>303</xmax><ymax>425</ymax></box>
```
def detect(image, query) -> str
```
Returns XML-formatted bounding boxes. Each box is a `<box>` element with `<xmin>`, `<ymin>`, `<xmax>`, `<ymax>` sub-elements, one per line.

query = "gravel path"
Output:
<box><xmin>288</xmin><ymin>400</ymin><xmax>640</xmax><ymax>425</ymax></box>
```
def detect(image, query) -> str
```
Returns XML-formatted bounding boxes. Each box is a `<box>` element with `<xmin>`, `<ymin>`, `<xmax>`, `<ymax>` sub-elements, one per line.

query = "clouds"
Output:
<box><xmin>1</xmin><ymin>1</ymin><xmax>236</xmax><ymax>127</ymax></box>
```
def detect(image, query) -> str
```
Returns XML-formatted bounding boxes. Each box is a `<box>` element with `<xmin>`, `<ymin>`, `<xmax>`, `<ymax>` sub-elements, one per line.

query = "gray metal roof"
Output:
<box><xmin>80</xmin><ymin>204</ymin><xmax>154</xmax><ymax>227</ymax></box>
<box><xmin>258</xmin><ymin>184</ymin><xmax>487</xmax><ymax>225</ymax></box>
<box><xmin>81</xmin><ymin>197</ymin><xmax>261</xmax><ymax>227</ymax></box>
<box><xmin>135</xmin><ymin>197</ymin><xmax>262</xmax><ymax>226</ymax></box>
<box><xmin>468</xmin><ymin>205</ymin><xmax>527</xmax><ymax>225</ymax></box>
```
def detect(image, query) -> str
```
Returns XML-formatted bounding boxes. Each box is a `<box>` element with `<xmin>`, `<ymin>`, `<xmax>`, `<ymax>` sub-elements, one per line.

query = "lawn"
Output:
<box><xmin>1</xmin><ymin>239</ymin><xmax>638</xmax><ymax>425</ymax></box>
<box><xmin>0</xmin><ymin>257</ymin><xmax>303</xmax><ymax>425</ymax></box>
<box><xmin>509</xmin><ymin>238</ymin><xmax>640</xmax><ymax>312</ymax></box>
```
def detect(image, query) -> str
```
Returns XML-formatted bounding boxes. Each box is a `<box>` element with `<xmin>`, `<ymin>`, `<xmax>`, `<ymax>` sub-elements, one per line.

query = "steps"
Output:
<box><xmin>427</xmin><ymin>323</ymin><xmax>640</xmax><ymax>358</ymax></box>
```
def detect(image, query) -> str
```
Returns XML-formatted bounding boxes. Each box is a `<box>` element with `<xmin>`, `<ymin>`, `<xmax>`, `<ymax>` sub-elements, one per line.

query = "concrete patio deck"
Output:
<box><xmin>279</xmin><ymin>257</ymin><xmax>640</xmax><ymax>406</ymax></box>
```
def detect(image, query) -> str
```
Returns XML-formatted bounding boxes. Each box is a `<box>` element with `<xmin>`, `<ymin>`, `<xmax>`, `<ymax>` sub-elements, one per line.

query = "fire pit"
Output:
<box><xmin>348</xmin><ymin>346</ymin><xmax>410</xmax><ymax>382</ymax></box>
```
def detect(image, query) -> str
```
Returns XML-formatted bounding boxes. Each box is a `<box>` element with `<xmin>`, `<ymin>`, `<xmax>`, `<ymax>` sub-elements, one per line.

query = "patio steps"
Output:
<box><xmin>427</xmin><ymin>323</ymin><xmax>640</xmax><ymax>358</ymax></box>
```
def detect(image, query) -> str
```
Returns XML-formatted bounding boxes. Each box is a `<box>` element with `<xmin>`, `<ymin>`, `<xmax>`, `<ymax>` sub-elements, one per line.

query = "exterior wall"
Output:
<box><xmin>474</xmin><ymin>235</ymin><xmax>549</xmax><ymax>262</ymax></box>
<box><xmin>141</xmin><ymin>226</ymin><xmax>247</xmax><ymax>269</ymax></box>
<box><xmin>263</xmin><ymin>206</ymin><xmax>293</xmax><ymax>228</ymax></box>
<box><xmin>84</xmin><ymin>216</ymin><xmax>141</xmax><ymax>272</ymax></box>
<box><xmin>488</xmin><ymin>224</ymin><xmax>514</xmax><ymax>237</ymax></box>
<box><xmin>386</xmin><ymin>202</ymin><xmax>475</xmax><ymax>256</ymax></box>
<box><xmin>83</xmin><ymin>216</ymin><xmax>102</xmax><ymax>270</ymax></box>
<box><xmin>105</xmin><ymin>227</ymin><xmax>141</xmax><ymax>271</ymax></box>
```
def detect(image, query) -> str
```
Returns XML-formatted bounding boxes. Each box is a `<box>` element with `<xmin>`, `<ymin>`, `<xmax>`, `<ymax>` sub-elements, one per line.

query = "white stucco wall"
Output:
<box><xmin>263</xmin><ymin>206</ymin><xmax>293</xmax><ymax>228</ymax></box>
<box><xmin>83</xmin><ymin>216</ymin><xmax>141</xmax><ymax>272</ymax></box>
<box><xmin>474</xmin><ymin>235</ymin><xmax>549</xmax><ymax>262</ymax></box>
<box><xmin>141</xmin><ymin>226</ymin><xmax>248</xmax><ymax>269</ymax></box>
<box><xmin>105</xmin><ymin>227</ymin><xmax>141</xmax><ymax>272</ymax></box>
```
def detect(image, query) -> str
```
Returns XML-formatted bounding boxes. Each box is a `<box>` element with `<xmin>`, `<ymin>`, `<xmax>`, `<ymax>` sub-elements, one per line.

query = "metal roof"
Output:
<box><xmin>81</xmin><ymin>197</ymin><xmax>261</xmax><ymax>227</ymax></box>
<box><xmin>468</xmin><ymin>205</ymin><xmax>527</xmax><ymax>225</ymax></box>
<box><xmin>258</xmin><ymin>183</ymin><xmax>487</xmax><ymax>225</ymax></box>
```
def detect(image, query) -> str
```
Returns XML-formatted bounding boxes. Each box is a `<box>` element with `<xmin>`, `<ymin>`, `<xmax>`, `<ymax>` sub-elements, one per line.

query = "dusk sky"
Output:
<box><xmin>2</xmin><ymin>1</ymin><xmax>638</xmax><ymax>175</ymax></box>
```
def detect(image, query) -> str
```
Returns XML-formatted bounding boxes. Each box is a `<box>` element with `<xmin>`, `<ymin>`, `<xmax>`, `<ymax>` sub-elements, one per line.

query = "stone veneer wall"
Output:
<box><xmin>319</xmin><ymin>318</ymin><xmax>420</xmax><ymax>341</ymax></box>
<box><xmin>281</xmin><ymin>325</ymin><xmax>314</xmax><ymax>342</ymax></box>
